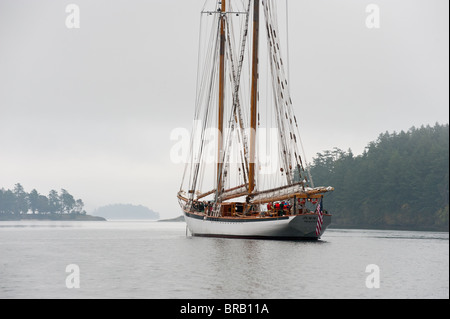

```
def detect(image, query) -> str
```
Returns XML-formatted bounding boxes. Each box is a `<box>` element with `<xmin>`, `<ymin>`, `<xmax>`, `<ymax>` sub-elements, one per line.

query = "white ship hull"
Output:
<box><xmin>183</xmin><ymin>211</ymin><xmax>331</xmax><ymax>240</ymax></box>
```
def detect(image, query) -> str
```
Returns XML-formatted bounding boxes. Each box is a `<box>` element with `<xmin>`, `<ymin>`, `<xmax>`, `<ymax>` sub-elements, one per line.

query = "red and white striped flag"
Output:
<box><xmin>315</xmin><ymin>199</ymin><xmax>324</xmax><ymax>236</ymax></box>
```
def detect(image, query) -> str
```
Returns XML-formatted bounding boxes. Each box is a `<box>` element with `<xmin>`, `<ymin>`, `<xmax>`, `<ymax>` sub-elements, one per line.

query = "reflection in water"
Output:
<box><xmin>210</xmin><ymin>239</ymin><xmax>265</xmax><ymax>297</ymax></box>
<box><xmin>203</xmin><ymin>237</ymin><xmax>329</xmax><ymax>298</ymax></box>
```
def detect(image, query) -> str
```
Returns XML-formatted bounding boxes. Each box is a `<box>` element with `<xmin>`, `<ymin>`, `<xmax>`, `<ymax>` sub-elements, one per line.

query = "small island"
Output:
<box><xmin>0</xmin><ymin>184</ymin><xmax>105</xmax><ymax>221</ymax></box>
<box><xmin>92</xmin><ymin>204</ymin><xmax>160</xmax><ymax>220</ymax></box>
<box><xmin>158</xmin><ymin>215</ymin><xmax>185</xmax><ymax>222</ymax></box>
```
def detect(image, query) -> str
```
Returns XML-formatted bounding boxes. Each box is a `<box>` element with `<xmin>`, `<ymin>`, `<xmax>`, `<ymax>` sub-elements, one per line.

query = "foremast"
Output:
<box><xmin>248</xmin><ymin>0</ymin><xmax>260</xmax><ymax>195</ymax></box>
<box><xmin>217</xmin><ymin>0</ymin><xmax>226</xmax><ymax>195</ymax></box>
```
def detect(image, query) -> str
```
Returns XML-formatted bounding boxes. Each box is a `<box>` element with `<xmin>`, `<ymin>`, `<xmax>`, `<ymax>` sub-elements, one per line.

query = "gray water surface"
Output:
<box><xmin>0</xmin><ymin>221</ymin><xmax>448</xmax><ymax>299</ymax></box>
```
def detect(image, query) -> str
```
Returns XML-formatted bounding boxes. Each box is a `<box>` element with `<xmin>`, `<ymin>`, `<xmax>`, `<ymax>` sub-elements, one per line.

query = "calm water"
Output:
<box><xmin>0</xmin><ymin>220</ymin><xmax>448</xmax><ymax>299</ymax></box>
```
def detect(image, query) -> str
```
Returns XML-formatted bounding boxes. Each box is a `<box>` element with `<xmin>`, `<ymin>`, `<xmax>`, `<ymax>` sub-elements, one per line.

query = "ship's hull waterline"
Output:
<box><xmin>183</xmin><ymin>210</ymin><xmax>331</xmax><ymax>240</ymax></box>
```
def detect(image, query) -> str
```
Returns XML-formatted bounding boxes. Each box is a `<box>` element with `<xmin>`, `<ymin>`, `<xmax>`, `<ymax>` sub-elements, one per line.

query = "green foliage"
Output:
<box><xmin>310</xmin><ymin>123</ymin><xmax>449</xmax><ymax>231</ymax></box>
<box><xmin>0</xmin><ymin>184</ymin><xmax>86</xmax><ymax>216</ymax></box>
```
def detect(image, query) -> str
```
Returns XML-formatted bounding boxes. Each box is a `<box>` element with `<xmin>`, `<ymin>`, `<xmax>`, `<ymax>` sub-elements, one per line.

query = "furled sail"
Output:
<box><xmin>250</xmin><ymin>184</ymin><xmax>335</xmax><ymax>204</ymax></box>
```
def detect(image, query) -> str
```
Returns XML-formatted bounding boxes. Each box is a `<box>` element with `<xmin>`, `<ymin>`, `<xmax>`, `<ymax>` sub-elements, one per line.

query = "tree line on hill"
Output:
<box><xmin>0</xmin><ymin>184</ymin><xmax>86</xmax><ymax>216</ymax></box>
<box><xmin>309</xmin><ymin>123</ymin><xmax>449</xmax><ymax>231</ymax></box>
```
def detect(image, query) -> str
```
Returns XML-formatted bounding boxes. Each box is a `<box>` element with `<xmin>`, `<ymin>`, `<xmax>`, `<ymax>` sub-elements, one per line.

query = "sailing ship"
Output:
<box><xmin>177</xmin><ymin>0</ymin><xmax>334</xmax><ymax>239</ymax></box>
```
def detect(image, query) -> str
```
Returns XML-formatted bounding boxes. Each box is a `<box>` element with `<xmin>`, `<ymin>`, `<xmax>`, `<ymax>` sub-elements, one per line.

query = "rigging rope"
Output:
<box><xmin>181</xmin><ymin>0</ymin><xmax>315</xmax><ymax>211</ymax></box>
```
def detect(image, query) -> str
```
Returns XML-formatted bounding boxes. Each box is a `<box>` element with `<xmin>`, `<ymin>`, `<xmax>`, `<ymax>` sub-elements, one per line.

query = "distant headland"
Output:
<box><xmin>158</xmin><ymin>215</ymin><xmax>185</xmax><ymax>222</ymax></box>
<box><xmin>0</xmin><ymin>184</ymin><xmax>105</xmax><ymax>221</ymax></box>
<box><xmin>0</xmin><ymin>185</ymin><xmax>165</xmax><ymax>222</ymax></box>
<box><xmin>91</xmin><ymin>204</ymin><xmax>160</xmax><ymax>220</ymax></box>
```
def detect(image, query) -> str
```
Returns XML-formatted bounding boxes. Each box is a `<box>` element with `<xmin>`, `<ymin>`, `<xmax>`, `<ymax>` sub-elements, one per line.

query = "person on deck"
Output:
<box><xmin>279</xmin><ymin>202</ymin><xmax>284</xmax><ymax>216</ymax></box>
<box><xmin>274</xmin><ymin>202</ymin><xmax>280</xmax><ymax>215</ymax></box>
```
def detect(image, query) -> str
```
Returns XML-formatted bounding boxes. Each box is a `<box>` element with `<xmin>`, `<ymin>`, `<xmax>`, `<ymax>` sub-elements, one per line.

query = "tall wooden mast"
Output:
<box><xmin>217</xmin><ymin>0</ymin><xmax>226</xmax><ymax>193</ymax></box>
<box><xmin>249</xmin><ymin>0</ymin><xmax>260</xmax><ymax>194</ymax></box>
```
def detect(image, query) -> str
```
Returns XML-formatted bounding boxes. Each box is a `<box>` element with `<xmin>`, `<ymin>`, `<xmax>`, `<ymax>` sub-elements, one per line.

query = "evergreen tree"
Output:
<box><xmin>48</xmin><ymin>190</ymin><xmax>61</xmax><ymax>214</ymax></box>
<box><xmin>13</xmin><ymin>183</ymin><xmax>28</xmax><ymax>215</ymax></box>
<box><xmin>28</xmin><ymin>189</ymin><xmax>40</xmax><ymax>214</ymax></box>
<box><xmin>36</xmin><ymin>195</ymin><xmax>50</xmax><ymax>214</ymax></box>
<box><xmin>60</xmin><ymin>189</ymin><xmax>75</xmax><ymax>214</ymax></box>
<box><xmin>0</xmin><ymin>189</ymin><xmax>15</xmax><ymax>214</ymax></box>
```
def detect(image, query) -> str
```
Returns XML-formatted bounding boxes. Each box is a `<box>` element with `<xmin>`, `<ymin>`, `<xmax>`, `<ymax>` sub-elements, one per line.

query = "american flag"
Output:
<box><xmin>315</xmin><ymin>199</ymin><xmax>324</xmax><ymax>236</ymax></box>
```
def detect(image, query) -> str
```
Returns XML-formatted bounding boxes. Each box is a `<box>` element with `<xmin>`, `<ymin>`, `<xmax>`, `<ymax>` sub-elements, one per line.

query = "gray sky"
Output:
<box><xmin>0</xmin><ymin>0</ymin><xmax>448</xmax><ymax>218</ymax></box>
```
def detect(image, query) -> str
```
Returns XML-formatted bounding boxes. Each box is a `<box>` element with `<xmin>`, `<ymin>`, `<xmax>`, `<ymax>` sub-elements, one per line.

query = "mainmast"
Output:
<box><xmin>249</xmin><ymin>0</ymin><xmax>260</xmax><ymax>194</ymax></box>
<box><xmin>217</xmin><ymin>0</ymin><xmax>226</xmax><ymax>193</ymax></box>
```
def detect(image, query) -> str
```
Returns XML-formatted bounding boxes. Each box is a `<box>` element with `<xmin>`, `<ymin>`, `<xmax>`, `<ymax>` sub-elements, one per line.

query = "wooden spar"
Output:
<box><xmin>220</xmin><ymin>191</ymin><xmax>250</xmax><ymax>202</ymax></box>
<box><xmin>197</xmin><ymin>189</ymin><xmax>216</xmax><ymax>200</ymax></box>
<box><xmin>249</xmin><ymin>0</ymin><xmax>260</xmax><ymax>194</ymax></box>
<box><xmin>177</xmin><ymin>192</ymin><xmax>188</xmax><ymax>202</ymax></box>
<box><xmin>249</xmin><ymin>186</ymin><xmax>334</xmax><ymax>204</ymax></box>
<box><xmin>250</xmin><ymin>193</ymin><xmax>324</xmax><ymax>205</ymax></box>
<box><xmin>197</xmin><ymin>183</ymin><xmax>248</xmax><ymax>200</ymax></box>
<box><xmin>217</xmin><ymin>0</ymin><xmax>226</xmax><ymax>195</ymax></box>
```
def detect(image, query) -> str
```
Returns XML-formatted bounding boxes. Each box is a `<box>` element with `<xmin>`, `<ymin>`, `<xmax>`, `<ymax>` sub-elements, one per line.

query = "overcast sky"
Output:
<box><xmin>0</xmin><ymin>0</ymin><xmax>448</xmax><ymax>218</ymax></box>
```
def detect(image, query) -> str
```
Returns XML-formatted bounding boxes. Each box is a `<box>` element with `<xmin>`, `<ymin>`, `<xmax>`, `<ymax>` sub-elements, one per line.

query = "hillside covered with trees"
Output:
<box><xmin>310</xmin><ymin>123</ymin><xmax>449</xmax><ymax>231</ymax></box>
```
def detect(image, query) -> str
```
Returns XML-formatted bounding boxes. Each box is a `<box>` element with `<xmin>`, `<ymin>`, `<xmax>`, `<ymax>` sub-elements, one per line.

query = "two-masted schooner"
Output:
<box><xmin>177</xmin><ymin>0</ymin><xmax>334</xmax><ymax>239</ymax></box>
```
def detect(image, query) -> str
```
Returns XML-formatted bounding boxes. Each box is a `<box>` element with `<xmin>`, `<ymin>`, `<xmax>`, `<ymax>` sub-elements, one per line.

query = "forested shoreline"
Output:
<box><xmin>310</xmin><ymin>123</ymin><xmax>449</xmax><ymax>231</ymax></box>
<box><xmin>0</xmin><ymin>184</ymin><xmax>103</xmax><ymax>220</ymax></box>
